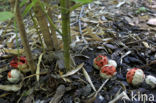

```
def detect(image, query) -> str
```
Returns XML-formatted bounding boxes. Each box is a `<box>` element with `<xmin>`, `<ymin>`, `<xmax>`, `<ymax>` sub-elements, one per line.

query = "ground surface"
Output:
<box><xmin>0</xmin><ymin>0</ymin><xmax>156</xmax><ymax>103</ymax></box>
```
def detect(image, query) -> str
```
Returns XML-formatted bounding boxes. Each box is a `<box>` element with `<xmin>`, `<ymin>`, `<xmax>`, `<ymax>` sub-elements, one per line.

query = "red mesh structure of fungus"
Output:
<box><xmin>101</xmin><ymin>65</ymin><xmax>116</xmax><ymax>75</ymax></box>
<box><xmin>10</xmin><ymin>56</ymin><xmax>27</xmax><ymax>68</ymax></box>
<box><xmin>94</xmin><ymin>55</ymin><xmax>108</xmax><ymax>68</ymax></box>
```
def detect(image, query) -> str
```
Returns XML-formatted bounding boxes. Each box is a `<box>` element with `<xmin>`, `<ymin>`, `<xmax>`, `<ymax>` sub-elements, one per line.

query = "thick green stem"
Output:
<box><xmin>60</xmin><ymin>0</ymin><xmax>71</xmax><ymax>71</ymax></box>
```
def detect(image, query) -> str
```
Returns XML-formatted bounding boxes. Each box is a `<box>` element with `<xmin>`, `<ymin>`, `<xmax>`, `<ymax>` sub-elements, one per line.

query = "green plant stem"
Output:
<box><xmin>60</xmin><ymin>0</ymin><xmax>71</xmax><ymax>71</ymax></box>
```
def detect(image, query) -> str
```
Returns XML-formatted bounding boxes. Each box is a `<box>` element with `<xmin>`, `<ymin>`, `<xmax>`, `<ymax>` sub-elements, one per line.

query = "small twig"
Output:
<box><xmin>96</xmin><ymin>79</ymin><xmax>109</xmax><ymax>95</ymax></box>
<box><xmin>116</xmin><ymin>0</ymin><xmax>126</xmax><ymax>8</ymax></box>
<box><xmin>83</xmin><ymin>79</ymin><xmax>109</xmax><ymax>103</ymax></box>
<box><xmin>36</xmin><ymin>53</ymin><xmax>44</xmax><ymax>81</ymax></box>
<box><xmin>120</xmin><ymin>51</ymin><xmax>131</xmax><ymax>64</ymax></box>
<box><xmin>139</xmin><ymin>60</ymin><xmax>156</xmax><ymax>69</ymax></box>
<box><xmin>78</xmin><ymin>6</ymin><xmax>89</xmax><ymax>44</ymax></box>
<box><xmin>23</xmin><ymin>72</ymin><xmax>48</xmax><ymax>80</ymax></box>
<box><xmin>79</xmin><ymin>5</ymin><xmax>84</xmax><ymax>35</ymax></box>
<box><xmin>109</xmin><ymin>91</ymin><xmax>130</xmax><ymax>103</ymax></box>
<box><xmin>126</xmin><ymin>39</ymin><xmax>147</xmax><ymax>45</ymax></box>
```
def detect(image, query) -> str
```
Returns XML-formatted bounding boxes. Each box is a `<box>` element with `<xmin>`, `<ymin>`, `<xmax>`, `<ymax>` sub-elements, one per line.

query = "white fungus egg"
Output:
<box><xmin>145</xmin><ymin>75</ymin><xmax>156</xmax><ymax>88</ymax></box>
<box><xmin>7</xmin><ymin>69</ymin><xmax>21</xmax><ymax>83</ymax></box>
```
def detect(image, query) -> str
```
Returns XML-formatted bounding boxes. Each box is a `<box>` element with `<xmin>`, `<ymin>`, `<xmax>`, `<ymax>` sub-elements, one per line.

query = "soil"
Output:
<box><xmin>0</xmin><ymin>0</ymin><xmax>156</xmax><ymax>103</ymax></box>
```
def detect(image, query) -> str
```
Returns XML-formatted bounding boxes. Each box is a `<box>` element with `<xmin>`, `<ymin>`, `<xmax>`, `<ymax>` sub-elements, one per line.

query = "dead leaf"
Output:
<box><xmin>147</xmin><ymin>18</ymin><xmax>156</xmax><ymax>26</ymax></box>
<box><xmin>61</xmin><ymin>63</ymin><xmax>84</xmax><ymax>78</ymax></box>
<box><xmin>142</xmin><ymin>41</ymin><xmax>150</xmax><ymax>48</ymax></box>
<box><xmin>82</xmin><ymin>67</ymin><xmax>96</xmax><ymax>92</ymax></box>
<box><xmin>0</xmin><ymin>83</ymin><xmax>22</xmax><ymax>92</ymax></box>
<box><xmin>3</xmin><ymin>48</ymin><xmax>24</xmax><ymax>55</ymax></box>
<box><xmin>83</xmin><ymin>27</ymin><xmax>102</xmax><ymax>41</ymax></box>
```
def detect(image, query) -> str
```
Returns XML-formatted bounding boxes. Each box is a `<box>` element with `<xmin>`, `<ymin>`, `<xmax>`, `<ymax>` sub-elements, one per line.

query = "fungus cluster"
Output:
<box><xmin>7</xmin><ymin>56</ymin><xmax>28</xmax><ymax>83</ymax></box>
<box><xmin>93</xmin><ymin>55</ymin><xmax>108</xmax><ymax>70</ymax></box>
<box><xmin>93</xmin><ymin>54</ymin><xmax>156</xmax><ymax>87</ymax></box>
<box><xmin>10</xmin><ymin>56</ymin><xmax>29</xmax><ymax>72</ymax></box>
<box><xmin>93</xmin><ymin>55</ymin><xmax>117</xmax><ymax>79</ymax></box>
<box><xmin>126</xmin><ymin>68</ymin><xmax>145</xmax><ymax>86</ymax></box>
<box><xmin>100</xmin><ymin>65</ymin><xmax>117</xmax><ymax>79</ymax></box>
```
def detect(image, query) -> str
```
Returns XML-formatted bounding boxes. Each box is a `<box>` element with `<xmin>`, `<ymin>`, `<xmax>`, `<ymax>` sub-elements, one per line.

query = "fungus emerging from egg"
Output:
<box><xmin>100</xmin><ymin>65</ymin><xmax>117</xmax><ymax>79</ymax></box>
<box><xmin>126</xmin><ymin>68</ymin><xmax>145</xmax><ymax>86</ymax></box>
<box><xmin>10</xmin><ymin>56</ymin><xmax>30</xmax><ymax>72</ymax></box>
<box><xmin>93</xmin><ymin>55</ymin><xmax>108</xmax><ymax>70</ymax></box>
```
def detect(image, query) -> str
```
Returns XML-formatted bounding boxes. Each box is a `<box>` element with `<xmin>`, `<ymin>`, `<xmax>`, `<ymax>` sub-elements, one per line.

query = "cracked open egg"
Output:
<box><xmin>145</xmin><ymin>75</ymin><xmax>156</xmax><ymax>88</ymax></box>
<box><xmin>10</xmin><ymin>56</ymin><xmax>30</xmax><ymax>73</ymax></box>
<box><xmin>126</xmin><ymin>68</ymin><xmax>145</xmax><ymax>86</ymax></box>
<box><xmin>93</xmin><ymin>55</ymin><xmax>108</xmax><ymax>70</ymax></box>
<box><xmin>100</xmin><ymin>65</ymin><xmax>117</xmax><ymax>79</ymax></box>
<box><xmin>108</xmin><ymin>59</ymin><xmax>117</xmax><ymax>68</ymax></box>
<box><xmin>7</xmin><ymin>69</ymin><xmax>22</xmax><ymax>83</ymax></box>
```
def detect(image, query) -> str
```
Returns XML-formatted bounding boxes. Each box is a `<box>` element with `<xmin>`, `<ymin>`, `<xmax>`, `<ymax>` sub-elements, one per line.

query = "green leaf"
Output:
<box><xmin>72</xmin><ymin>0</ymin><xmax>93</xmax><ymax>3</ymax></box>
<box><xmin>138</xmin><ymin>7</ymin><xmax>147</xmax><ymax>12</ymax></box>
<box><xmin>136</xmin><ymin>7</ymin><xmax>147</xmax><ymax>14</ymax></box>
<box><xmin>20</xmin><ymin>0</ymin><xmax>28</xmax><ymax>7</ymax></box>
<box><xmin>0</xmin><ymin>11</ymin><xmax>14</xmax><ymax>21</ymax></box>
<box><xmin>22</xmin><ymin>0</ymin><xmax>38</xmax><ymax>17</ymax></box>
